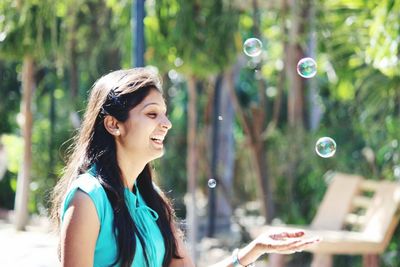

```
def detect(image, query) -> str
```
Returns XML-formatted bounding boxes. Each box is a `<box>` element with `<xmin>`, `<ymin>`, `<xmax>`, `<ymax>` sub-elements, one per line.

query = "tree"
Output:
<box><xmin>0</xmin><ymin>0</ymin><xmax>57</xmax><ymax>230</ymax></box>
<box><xmin>14</xmin><ymin>56</ymin><xmax>34</xmax><ymax>230</ymax></box>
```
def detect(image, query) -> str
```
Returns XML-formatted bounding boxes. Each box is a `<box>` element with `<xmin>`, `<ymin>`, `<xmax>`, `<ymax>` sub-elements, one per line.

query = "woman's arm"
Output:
<box><xmin>168</xmin><ymin>228</ymin><xmax>319</xmax><ymax>267</ymax></box>
<box><xmin>168</xmin><ymin>222</ymin><xmax>195</xmax><ymax>267</ymax></box>
<box><xmin>168</xmin><ymin>235</ymin><xmax>196</xmax><ymax>267</ymax></box>
<box><xmin>60</xmin><ymin>190</ymin><xmax>100</xmax><ymax>267</ymax></box>
<box><xmin>211</xmin><ymin>230</ymin><xmax>320</xmax><ymax>267</ymax></box>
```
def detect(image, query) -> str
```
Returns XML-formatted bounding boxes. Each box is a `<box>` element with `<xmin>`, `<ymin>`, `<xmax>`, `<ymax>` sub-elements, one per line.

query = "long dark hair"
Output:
<box><xmin>50</xmin><ymin>68</ymin><xmax>181</xmax><ymax>266</ymax></box>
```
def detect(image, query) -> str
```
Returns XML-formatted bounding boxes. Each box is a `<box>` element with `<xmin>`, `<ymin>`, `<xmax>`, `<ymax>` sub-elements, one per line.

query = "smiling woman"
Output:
<box><xmin>50</xmin><ymin>68</ymin><xmax>182</xmax><ymax>267</ymax></box>
<box><xmin>50</xmin><ymin>67</ymin><xmax>319</xmax><ymax>267</ymax></box>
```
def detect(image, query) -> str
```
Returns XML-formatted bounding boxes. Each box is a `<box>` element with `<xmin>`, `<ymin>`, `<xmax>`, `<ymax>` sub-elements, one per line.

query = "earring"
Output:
<box><xmin>115</xmin><ymin>129</ymin><xmax>120</xmax><ymax>135</ymax></box>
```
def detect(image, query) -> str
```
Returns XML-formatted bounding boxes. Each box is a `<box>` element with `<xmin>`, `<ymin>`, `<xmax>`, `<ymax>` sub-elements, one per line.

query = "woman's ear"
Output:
<box><xmin>103</xmin><ymin>115</ymin><xmax>121</xmax><ymax>136</ymax></box>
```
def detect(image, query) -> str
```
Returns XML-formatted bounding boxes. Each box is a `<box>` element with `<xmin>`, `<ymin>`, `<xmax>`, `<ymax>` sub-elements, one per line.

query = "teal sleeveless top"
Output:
<box><xmin>61</xmin><ymin>167</ymin><xmax>166</xmax><ymax>267</ymax></box>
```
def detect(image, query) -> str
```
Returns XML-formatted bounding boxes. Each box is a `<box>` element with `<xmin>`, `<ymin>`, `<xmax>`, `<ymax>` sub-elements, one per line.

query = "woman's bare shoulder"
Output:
<box><xmin>63</xmin><ymin>189</ymin><xmax>100</xmax><ymax>229</ymax></box>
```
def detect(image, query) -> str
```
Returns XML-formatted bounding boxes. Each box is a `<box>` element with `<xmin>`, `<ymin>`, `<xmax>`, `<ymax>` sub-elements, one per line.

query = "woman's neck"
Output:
<box><xmin>116</xmin><ymin>148</ymin><xmax>147</xmax><ymax>191</ymax></box>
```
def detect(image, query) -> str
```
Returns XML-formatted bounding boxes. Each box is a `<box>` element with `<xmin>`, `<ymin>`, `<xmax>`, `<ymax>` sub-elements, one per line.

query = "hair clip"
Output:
<box><xmin>105</xmin><ymin>88</ymin><xmax>127</xmax><ymax>109</ymax></box>
<box><xmin>99</xmin><ymin>107</ymin><xmax>109</xmax><ymax>116</ymax></box>
<box><xmin>108</xmin><ymin>89</ymin><xmax>122</xmax><ymax>105</ymax></box>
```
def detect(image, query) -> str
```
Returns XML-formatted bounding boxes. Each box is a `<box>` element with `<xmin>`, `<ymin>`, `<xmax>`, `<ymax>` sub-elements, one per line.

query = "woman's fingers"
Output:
<box><xmin>269</xmin><ymin>230</ymin><xmax>305</xmax><ymax>240</ymax></box>
<box><xmin>258</xmin><ymin>235</ymin><xmax>321</xmax><ymax>254</ymax></box>
<box><xmin>258</xmin><ymin>238</ymin><xmax>302</xmax><ymax>252</ymax></box>
<box><xmin>274</xmin><ymin>236</ymin><xmax>321</xmax><ymax>254</ymax></box>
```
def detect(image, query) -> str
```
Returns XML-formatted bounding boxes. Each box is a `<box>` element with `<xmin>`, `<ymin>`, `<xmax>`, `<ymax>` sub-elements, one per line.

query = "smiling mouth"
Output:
<box><xmin>150</xmin><ymin>137</ymin><xmax>164</xmax><ymax>145</ymax></box>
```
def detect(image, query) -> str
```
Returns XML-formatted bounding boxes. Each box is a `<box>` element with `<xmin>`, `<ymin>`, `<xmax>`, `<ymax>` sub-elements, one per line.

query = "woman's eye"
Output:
<box><xmin>147</xmin><ymin>113</ymin><xmax>157</xmax><ymax>118</ymax></box>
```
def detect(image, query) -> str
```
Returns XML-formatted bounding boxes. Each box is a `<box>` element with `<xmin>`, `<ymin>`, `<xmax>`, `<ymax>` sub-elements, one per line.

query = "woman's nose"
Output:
<box><xmin>161</xmin><ymin>115</ymin><xmax>172</xmax><ymax>130</ymax></box>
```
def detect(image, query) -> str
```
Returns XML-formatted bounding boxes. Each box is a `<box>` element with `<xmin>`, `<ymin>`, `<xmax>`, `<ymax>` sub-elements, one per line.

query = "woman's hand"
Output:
<box><xmin>210</xmin><ymin>229</ymin><xmax>321</xmax><ymax>267</ymax></box>
<box><xmin>252</xmin><ymin>229</ymin><xmax>321</xmax><ymax>255</ymax></box>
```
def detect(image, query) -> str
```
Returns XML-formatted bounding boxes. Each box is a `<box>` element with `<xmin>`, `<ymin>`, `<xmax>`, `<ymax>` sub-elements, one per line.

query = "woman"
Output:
<box><xmin>50</xmin><ymin>68</ymin><xmax>319</xmax><ymax>267</ymax></box>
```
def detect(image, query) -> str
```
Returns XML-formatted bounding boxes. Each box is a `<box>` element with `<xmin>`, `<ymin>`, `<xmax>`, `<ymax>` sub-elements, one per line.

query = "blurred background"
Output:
<box><xmin>0</xmin><ymin>0</ymin><xmax>399</xmax><ymax>266</ymax></box>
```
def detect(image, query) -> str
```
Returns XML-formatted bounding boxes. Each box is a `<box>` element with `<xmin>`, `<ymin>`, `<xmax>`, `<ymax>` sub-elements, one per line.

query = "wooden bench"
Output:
<box><xmin>250</xmin><ymin>173</ymin><xmax>400</xmax><ymax>267</ymax></box>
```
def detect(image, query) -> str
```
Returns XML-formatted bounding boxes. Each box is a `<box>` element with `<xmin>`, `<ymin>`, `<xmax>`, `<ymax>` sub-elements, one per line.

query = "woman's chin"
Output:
<box><xmin>151</xmin><ymin>147</ymin><xmax>165</xmax><ymax>160</ymax></box>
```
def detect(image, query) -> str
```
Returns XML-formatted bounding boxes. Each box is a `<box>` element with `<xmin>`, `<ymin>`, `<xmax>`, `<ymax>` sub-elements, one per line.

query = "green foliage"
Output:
<box><xmin>0</xmin><ymin>0</ymin><xmax>57</xmax><ymax>59</ymax></box>
<box><xmin>0</xmin><ymin>61</ymin><xmax>20</xmax><ymax>133</ymax></box>
<box><xmin>147</xmin><ymin>0</ymin><xmax>239</xmax><ymax>77</ymax></box>
<box><xmin>30</xmin><ymin>73</ymin><xmax>75</xmax><ymax>214</ymax></box>
<box><xmin>366</xmin><ymin>0</ymin><xmax>400</xmax><ymax>77</ymax></box>
<box><xmin>0</xmin><ymin>171</ymin><xmax>16</xmax><ymax>209</ymax></box>
<box><xmin>0</xmin><ymin>134</ymin><xmax>23</xmax><ymax>209</ymax></box>
<box><xmin>316</xmin><ymin>0</ymin><xmax>400</xmax><ymax>182</ymax></box>
<box><xmin>1</xmin><ymin>134</ymin><xmax>23</xmax><ymax>174</ymax></box>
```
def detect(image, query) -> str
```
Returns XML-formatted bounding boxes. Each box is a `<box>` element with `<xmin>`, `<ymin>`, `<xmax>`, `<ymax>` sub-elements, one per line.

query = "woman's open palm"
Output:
<box><xmin>253</xmin><ymin>229</ymin><xmax>321</xmax><ymax>254</ymax></box>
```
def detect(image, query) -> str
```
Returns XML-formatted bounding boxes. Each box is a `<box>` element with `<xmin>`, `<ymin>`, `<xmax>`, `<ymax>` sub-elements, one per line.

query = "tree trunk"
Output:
<box><xmin>207</xmin><ymin>73</ymin><xmax>235</xmax><ymax>237</ymax></box>
<box><xmin>215</xmin><ymin>72</ymin><xmax>235</xmax><ymax>227</ymax></box>
<box><xmin>186</xmin><ymin>76</ymin><xmax>198</xmax><ymax>263</ymax></box>
<box><xmin>285</xmin><ymin>0</ymin><xmax>307</xmax><ymax>208</ymax></box>
<box><xmin>207</xmin><ymin>76</ymin><xmax>221</xmax><ymax>237</ymax></box>
<box><xmin>14</xmin><ymin>55</ymin><xmax>35</xmax><ymax>231</ymax></box>
<box><xmin>250</xmin><ymin>138</ymin><xmax>274</xmax><ymax>222</ymax></box>
<box><xmin>226</xmin><ymin>63</ymin><xmax>274</xmax><ymax>221</ymax></box>
<box><xmin>287</xmin><ymin>0</ymin><xmax>305</xmax><ymax>129</ymax></box>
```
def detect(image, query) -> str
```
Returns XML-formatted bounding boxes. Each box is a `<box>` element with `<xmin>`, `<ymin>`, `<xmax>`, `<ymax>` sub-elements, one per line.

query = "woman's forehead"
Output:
<box><xmin>138</xmin><ymin>90</ymin><xmax>167</xmax><ymax>110</ymax></box>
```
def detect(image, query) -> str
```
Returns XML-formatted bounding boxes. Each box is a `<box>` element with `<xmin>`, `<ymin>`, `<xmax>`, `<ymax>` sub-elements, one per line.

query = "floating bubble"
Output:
<box><xmin>218</xmin><ymin>116</ymin><xmax>223</xmax><ymax>121</ymax></box>
<box><xmin>297</xmin><ymin>57</ymin><xmax>317</xmax><ymax>78</ymax></box>
<box><xmin>315</xmin><ymin>137</ymin><xmax>336</xmax><ymax>158</ymax></box>
<box><xmin>243</xmin><ymin>38</ymin><xmax>263</xmax><ymax>57</ymax></box>
<box><xmin>208</xmin><ymin>178</ymin><xmax>217</xmax><ymax>188</ymax></box>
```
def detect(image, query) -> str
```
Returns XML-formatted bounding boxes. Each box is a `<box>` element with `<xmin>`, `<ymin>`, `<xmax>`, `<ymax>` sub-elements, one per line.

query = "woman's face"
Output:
<box><xmin>117</xmin><ymin>89</ymin><xmax>172</xmax><ymax>161</ymax></box>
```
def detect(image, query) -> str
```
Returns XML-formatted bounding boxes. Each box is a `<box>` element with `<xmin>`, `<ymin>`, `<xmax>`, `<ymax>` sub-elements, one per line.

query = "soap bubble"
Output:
<box><xmin>208</xmin><ymin>179</ymin><xmax>217</xmax><ymax>188</ymax></box>
<box><xmin>297</xmin><ymin>57</ymin><xmax>317</xmax><ymax>78</ymax></box>
<box><xmin>315</xmin><ymin>137</ymin><xmax>336</xmax><ymax>158</ymax></box>
<box><xmin>243</xmin><ymin>38</ymin><xmax>263</xmax><ymax>57</ymax></box>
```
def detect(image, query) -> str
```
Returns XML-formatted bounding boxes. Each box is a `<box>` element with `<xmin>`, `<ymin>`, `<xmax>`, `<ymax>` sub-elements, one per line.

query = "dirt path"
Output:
<box><xmin>0</xmin><ymin>220</ymin><xmax>59</xmax><ymax>267</ymax></box>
